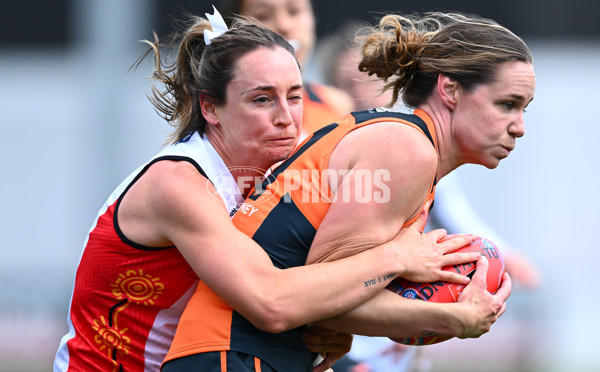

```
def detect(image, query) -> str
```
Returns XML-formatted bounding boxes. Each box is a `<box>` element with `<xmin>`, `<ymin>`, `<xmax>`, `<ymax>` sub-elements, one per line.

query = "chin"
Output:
<box><xmin>268</xmin><ymin>151</ymin><xmax>293</xmax><ymax>166</ymax></box>
<box><xmin>485</xmin><ymin>159</ymin><xmax>501</xmax><ymax>169</ymax></box>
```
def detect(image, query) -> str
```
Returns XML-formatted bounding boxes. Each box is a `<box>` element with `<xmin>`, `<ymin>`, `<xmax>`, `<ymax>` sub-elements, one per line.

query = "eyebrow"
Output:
<box><xmin>507</xmin><ymin>93</ymin><xmax>534</xmax><ymax>105</ymax></box>
<box><xmin>242</xmin><ymin>84</ymin><xmax>303</xmax><ymax>94</ymax></box>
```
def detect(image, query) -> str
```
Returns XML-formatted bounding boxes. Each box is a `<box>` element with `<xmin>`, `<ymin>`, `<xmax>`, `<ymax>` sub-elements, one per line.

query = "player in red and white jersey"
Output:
<box><xmin>54</xmin><ymin>132</ymin><xmax>243</xmax><ymax>371</ymax></box>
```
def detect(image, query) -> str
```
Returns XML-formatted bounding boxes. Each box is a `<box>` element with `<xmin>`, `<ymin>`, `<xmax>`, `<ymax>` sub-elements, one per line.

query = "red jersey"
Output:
<box><xmin>54</xmin><ymin>133</ymin><xmax>241</xmax><ymax>372</ymax></box>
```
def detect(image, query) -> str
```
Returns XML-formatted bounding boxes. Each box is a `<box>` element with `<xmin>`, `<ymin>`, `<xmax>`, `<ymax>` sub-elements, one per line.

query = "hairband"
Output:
<box><xmin>204</xmin><ymin>5</ymin><xmax>229</xmax><ymax>46</ymax></box>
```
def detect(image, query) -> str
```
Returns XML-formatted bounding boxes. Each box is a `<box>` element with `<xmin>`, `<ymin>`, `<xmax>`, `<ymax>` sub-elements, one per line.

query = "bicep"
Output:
<box><xmin>306</xmin><ymin>124</ymin><xmax>435</xmax><ymax>264</ymax></box>
<box><xmin>306</xmin><ymin>169</ymin><xmax>403</xmax><ymax>264</ymax></box>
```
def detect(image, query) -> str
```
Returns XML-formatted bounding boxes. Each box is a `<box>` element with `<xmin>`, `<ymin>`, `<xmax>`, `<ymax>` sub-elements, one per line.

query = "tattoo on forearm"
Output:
<box><xmin>363</xmin><ymin>274</ymin><xmax>395</xmax><ymax>287</ymax></box>
<box><xmin>422</xmin><ymin>330</ymin><xmax>443</xmax><ymax>337</ymax></box>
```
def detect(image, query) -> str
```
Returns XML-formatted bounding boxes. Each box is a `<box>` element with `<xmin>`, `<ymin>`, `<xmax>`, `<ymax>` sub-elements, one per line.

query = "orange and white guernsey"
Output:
<box><xmin>164</xmin><ymin>108</ymin><xmax>437</xmax><ymax>372</ymax></box>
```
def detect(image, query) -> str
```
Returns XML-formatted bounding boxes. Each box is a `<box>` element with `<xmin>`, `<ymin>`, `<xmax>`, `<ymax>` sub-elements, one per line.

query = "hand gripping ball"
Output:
<box><xmin>387</xmin><ymin>235</ymin><xmax>505</xmax><ymax>345</ymax></box>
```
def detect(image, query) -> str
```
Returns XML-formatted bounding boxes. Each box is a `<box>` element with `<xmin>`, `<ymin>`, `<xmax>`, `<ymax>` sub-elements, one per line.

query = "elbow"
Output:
<box><xmin>252</xmin><ymin>317</ymin><xmax>290</xmax><ymax>334</ymax></box>
<box><xmin>245</xmin><ymin>299</ymin><xmax>297</xmax><ymax>334</ymax></box>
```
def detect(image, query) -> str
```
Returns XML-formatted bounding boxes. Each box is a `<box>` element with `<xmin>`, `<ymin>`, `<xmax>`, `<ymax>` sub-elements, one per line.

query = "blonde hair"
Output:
<box><xmin>358</xmin><ymin>12</ymin><xmax>533</xmax><ymax>108</ymax></box>
<box><xmin>134</xmin><ymin>15</ymin><xmax>297</xmax><ymax>143</ymax></box>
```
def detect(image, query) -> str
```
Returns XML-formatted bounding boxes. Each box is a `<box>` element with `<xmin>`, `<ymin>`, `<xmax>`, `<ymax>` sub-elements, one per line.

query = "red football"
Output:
<box><xmin>387</xmin><ymin>235</ymin><xmax>505</xmax><ymax>345</ymax></box>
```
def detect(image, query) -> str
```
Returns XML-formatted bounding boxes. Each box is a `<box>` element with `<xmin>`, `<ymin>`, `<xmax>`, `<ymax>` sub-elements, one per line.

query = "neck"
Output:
<box><xmin>235</xmin><ymin>167</ymin><xmax>270</xmax><ymax>198</ymax></box>
<box><xmin>205</xmin><ymin>129</ymin><xmax>270</xmax><ymax>198</ymax></box>
<box><xmin>417</xmin><ymin>103</ymin><xmax>460</xmax><ymax>182</ymax></box>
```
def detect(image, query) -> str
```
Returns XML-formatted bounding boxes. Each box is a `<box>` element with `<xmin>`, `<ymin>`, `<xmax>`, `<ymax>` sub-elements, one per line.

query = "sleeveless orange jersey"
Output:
<box><xmin>164</xmin><ymin>109</ymin><xmax>437</xmax><ymax>371</ymax></box>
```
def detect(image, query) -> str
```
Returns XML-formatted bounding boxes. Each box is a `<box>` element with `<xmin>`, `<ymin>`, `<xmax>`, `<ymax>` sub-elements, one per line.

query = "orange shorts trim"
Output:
<box><xmin>254</xmin><ymin>356</ymin><xmax>262</xmax><ymax>372</ymax></box>
<box><xmin>221</xmin><ymin>351</ymin><xmax>227</xmax><ymax>372</ymax></box>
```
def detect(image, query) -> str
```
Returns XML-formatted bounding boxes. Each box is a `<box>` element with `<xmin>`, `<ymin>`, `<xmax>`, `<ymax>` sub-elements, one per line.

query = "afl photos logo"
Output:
<box><xmin>208</xmin><ymin>166</ymin><xmax>393</xmax><ymax>207</ymax></box>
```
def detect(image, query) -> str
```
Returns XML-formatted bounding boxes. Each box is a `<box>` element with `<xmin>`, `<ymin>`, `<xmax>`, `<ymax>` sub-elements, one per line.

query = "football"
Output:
<box><xmin>387</xmin><ymin>235</ymin><xmax>505</xmax><ymax>345</ymax></box>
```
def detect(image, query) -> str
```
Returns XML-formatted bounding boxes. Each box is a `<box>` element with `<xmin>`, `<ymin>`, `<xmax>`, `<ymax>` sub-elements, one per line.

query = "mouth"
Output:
<box><xmin>500</xmin><ymin>145</ymin><xmax>514</xmax><ymax>158</ymax></box>
<box><xmin>267</xmin><ymin>137</ymin><xmax>296</xmax><ymax>146</ymax></box>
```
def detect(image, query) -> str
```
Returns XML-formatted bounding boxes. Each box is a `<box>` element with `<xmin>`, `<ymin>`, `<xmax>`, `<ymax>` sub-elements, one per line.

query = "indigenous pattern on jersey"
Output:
<box><xmin>164</xmin><ymin>109</ymin><xmax>437</xmax><ymax>372</ymax></box>
<box><xmin>54</xmin><ymin>133</ymin><xmax>242</xmax><ymax>372</ymax></box>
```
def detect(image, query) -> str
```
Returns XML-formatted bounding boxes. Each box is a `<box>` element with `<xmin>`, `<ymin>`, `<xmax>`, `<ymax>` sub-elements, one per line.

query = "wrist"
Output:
<box><xmin>437</xmin><ymin>302</ymin><xmax>467</xmax><ymax>338</ymax></box>
<box><xmin>378</xmin><ymin>240</ymin><xmax>404</xmax><ymax>278</ymax></box>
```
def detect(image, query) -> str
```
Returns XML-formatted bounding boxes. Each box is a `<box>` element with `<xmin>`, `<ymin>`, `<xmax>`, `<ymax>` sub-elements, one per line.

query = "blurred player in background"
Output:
<box><xmin>220</xmin><ymin>0</ymin><xmax>356</xmax><ymax>139</ymax></box>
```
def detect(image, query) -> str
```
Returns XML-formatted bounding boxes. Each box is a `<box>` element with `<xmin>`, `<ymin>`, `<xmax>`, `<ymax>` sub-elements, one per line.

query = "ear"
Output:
<box><xmin>199</xmin><ymin>93</ymin><xmax>219</xmax><ymax>126</ymax></box>
<box><xmin>437</xmin><ymin>74</ymin><xmax>459</xmax><ymax>111</ymax></box>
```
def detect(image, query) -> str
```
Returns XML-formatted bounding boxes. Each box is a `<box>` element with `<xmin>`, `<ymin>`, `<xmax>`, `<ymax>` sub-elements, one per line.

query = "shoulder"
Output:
<box><xmin>330</xmin><ymin>119</ymin><xmax>437</xmax><ymax>208</ymax></box>
<box><xmin>117</xmin><ymin>159</ymin><xmax>225</xmax><ymax>247</ymax></box>
<box><xmin>148</xmin><ymin>160</ymin><xmax>224</xmax><ymax>212</ymax></box>
<box><xmin>315</xmin><ymin>118</ymin><xmax>439</xmax><ymax>256</ymax></box>
<box><xmin>144</xmin><ymin>160</ymin><xmax>211</xmax><ymax>196</ymax></box>
<box><xmin>340</xmin><ymin>119</ymin><xmax>437</xmax><ymax>170</ymax></box>
<box><xmin>132</xmin><ymin>160</ymin><xmax>226</xmax><ymax>227</ymax></box>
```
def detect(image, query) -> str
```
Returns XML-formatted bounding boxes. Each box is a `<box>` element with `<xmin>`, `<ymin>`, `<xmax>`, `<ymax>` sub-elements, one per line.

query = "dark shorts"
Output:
<box><xmin>162</xmin><ymin>351</ymin><xmax>277</xmax><ymax>372</ymax></box>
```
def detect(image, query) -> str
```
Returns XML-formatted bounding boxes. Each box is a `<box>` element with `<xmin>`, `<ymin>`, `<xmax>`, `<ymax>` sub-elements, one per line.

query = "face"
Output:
<box><xmin>210</xmin><ymin>47</ymin><xmax>303</xmax><ymax>171</ymax></box>
<box><xmin>240</xmin><ymin>0</ymin><xmax>315</xmax><ymax>66</ymax></box>
<box><xmin>452</xmin><ymin>61</ymin><xmax>536</xmax><ymax>169</ymax></box>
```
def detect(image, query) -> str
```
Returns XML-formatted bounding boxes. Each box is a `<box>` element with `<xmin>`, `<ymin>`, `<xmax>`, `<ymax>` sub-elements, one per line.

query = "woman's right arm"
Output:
<box><xmin>120</xmin><ymin>160</ymin><xmax>450</xmax><ymax>333</ymax></box>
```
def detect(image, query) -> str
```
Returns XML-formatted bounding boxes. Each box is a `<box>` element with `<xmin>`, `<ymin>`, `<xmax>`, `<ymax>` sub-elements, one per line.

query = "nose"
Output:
<box><xmin>274</xmin><ymin>100</ymin><xmax>294</xmax><ymax>127</ymax></box>
<box><xmin>509</xmin><ymin>112</ymin><xmax>525</xmax><ymax>138</ymax></box>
